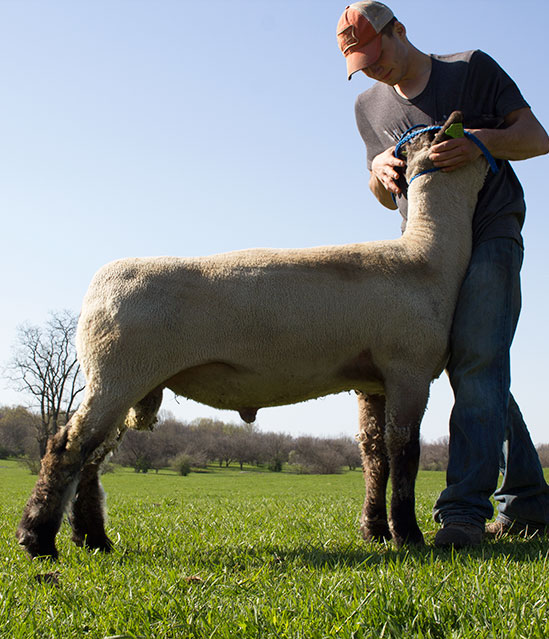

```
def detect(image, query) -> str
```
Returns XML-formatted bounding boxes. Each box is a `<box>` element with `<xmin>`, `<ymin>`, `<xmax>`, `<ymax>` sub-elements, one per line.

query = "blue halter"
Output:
<box><xmin>394</xmin><ymin>124</ymin><xmax>499</xmax><ymax>181</ymax></box>
<box><xmin>389</xmin><ymin>124</ymin><xmax>498</xmax><ymax>205</ymax></box>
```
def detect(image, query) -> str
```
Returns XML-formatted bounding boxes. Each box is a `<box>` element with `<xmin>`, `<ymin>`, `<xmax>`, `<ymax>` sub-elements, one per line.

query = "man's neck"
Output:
<box><xmin>394</xmin><ymin>50</ymin><xmax>432</xmax><ymax>100</ymax></box>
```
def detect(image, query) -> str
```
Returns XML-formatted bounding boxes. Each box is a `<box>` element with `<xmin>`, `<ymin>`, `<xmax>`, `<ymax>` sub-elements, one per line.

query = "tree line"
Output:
<box><xmin>114</xmin><ymin>414</ymin><xmax>366</xmax><ymax>474</ymax></box>
<box><xmin>5</xmin><ymin>403</ymin><xmax>548</xmax><ymax>474</ymax></box>
<box><xmin>0</xmin><ymin>405</ymin><xmax>363</xmax><ymax>474</ymax></box>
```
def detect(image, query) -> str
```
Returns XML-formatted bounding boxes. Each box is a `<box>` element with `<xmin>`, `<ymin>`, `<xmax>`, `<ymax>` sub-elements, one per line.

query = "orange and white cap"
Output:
<box><xmin>337</xmin><ymin>1</ymin><xmax>394</xmax><ymax>80</ymax></box>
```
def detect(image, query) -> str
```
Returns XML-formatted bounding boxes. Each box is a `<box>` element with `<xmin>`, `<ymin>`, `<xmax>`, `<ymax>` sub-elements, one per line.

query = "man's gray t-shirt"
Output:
<box><xmin>355</xmin><ymin>50</ymin><xmax>529</xmax><ymax>247</ymax></box>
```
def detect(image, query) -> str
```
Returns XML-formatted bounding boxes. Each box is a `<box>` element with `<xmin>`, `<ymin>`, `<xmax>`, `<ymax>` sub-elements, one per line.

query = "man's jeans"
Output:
<box><xmin>433</xmin><ymin>237</ymin><xmax>549</xmax><ymax>528</ymax></box>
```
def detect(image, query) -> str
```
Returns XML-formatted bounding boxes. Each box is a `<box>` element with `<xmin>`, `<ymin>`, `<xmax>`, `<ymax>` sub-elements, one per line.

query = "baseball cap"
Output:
<box><xmin>337</xmin><ymin>1</ymin><xmax>394</xmax><ymax>80</ymax></box>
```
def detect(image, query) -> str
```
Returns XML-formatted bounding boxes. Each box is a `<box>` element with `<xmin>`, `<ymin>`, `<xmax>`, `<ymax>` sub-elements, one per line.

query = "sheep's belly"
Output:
<box><xmin>164</xmin><ymin>361</ymin><xmax>385</xmax><ymax>410</ymax></box>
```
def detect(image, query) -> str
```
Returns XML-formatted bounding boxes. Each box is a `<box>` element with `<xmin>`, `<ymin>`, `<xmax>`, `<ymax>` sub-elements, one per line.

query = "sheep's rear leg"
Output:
<box><xmin>384</xmin><ymin>379</ymin><xmax>429</xmax><ymax>548</ymax></box>
<box><xmin>69</xmin><ymin>428</ymin><xmax>127</xmax><ymax>552</ymax></box>
<box><xmin>16</xmin><ymin>425</ymin><xmax>82</xmax><ymax>559</ymax></box>
<box><xmin>357</xmin><ymin>392</ymin><xmax>391</xmax><ymax>542</ymax></box>
<box><xmin>17</xmin><ymin>401</ymin><xmax>126</xmax><ymax>559</ymax></box>
<box><xmin>69</xmin><ymin>388</ymin><xmax>162</xmax><ymax>551</ymax></box>
<box><xmin>69</xmin><ymin>461</ymin><xmax>115</xmax><ymax>552</ymax></box>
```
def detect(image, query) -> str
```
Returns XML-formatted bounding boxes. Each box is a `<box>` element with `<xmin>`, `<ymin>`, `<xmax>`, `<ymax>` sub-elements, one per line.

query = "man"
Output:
<box><xmin>337</xmin><ymin>0</ymin><xmax>549</xmax><ymax>548</ymax></box>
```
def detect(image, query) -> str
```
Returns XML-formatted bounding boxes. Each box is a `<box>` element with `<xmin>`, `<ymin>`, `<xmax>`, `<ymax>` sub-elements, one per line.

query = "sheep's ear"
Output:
<box><xmin>432</xmin><ymin>110</ymin><xmax>464</xmax><ymax>145</ymax></box>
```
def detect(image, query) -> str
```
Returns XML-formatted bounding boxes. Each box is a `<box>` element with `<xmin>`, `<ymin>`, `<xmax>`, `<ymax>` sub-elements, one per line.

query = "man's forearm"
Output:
<box><xmin>474</xmin><ymin>107</ymin><xmax>549</xmax><ymax>161</ymax></box>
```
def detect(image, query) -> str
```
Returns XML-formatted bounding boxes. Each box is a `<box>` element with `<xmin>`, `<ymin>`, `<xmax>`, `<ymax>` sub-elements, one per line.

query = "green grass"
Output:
<box><xmin>1</xmin><ymin>460</ymin><xmax>548</xmax><ymax>638</ymax></box>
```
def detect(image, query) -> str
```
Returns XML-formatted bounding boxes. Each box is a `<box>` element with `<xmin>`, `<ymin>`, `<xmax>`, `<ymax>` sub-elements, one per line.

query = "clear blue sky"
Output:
<box><xmin>1</xmin><ymin>0</ymin><xmax>547</xmax><ymax>443</ymax></box>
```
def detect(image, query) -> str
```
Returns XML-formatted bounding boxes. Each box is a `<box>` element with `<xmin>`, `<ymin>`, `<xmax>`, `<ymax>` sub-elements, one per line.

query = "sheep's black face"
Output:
<box><xmin>402</xmin><ymin>132</ymin><xmax>438</xmax><ymax>184</ymax></box>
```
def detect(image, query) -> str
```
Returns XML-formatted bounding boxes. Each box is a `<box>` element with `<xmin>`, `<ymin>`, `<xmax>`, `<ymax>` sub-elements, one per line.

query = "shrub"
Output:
<box><xmin>134</xmin><ymin>455</ymin><xmax>151</xmax><ymax>473</ymax></box>
<box><xmin>267</xmin><ymin>456</ymin><xmax>284</xmax><ymax>472</ymax></box>
<box><xmin>171</xmin><ymin>453</ymin><xmax>193</xmax><ymax>476</ymax></box>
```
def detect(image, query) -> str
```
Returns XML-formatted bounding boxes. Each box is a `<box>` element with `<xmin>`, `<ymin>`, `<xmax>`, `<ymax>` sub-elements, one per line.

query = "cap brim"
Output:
<box><xmin>345</xmin><ymin>35</ymin><xmax>382</xmax><ymax>80</ymax></box>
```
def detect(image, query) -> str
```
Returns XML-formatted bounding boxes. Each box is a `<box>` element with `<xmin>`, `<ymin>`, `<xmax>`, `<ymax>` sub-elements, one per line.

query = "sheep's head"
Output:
<box><xmin>402</xmin><ymin>111</ymin><xmax>464</xmax><ymax>184</ymax></box>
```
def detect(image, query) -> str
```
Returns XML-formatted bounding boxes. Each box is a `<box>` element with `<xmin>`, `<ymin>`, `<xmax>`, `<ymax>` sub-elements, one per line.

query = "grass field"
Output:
<box><xmin>1</xmin><ymin>460</ymin><xmax>548</xmax><ymax>638</ymax></box>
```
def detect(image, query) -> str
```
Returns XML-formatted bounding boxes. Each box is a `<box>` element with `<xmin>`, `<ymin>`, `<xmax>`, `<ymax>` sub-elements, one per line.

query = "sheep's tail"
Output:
<box><xmin>125</xmin><ymin>387</ymin><xmax>163</xmax><ymax>431</ymax></box>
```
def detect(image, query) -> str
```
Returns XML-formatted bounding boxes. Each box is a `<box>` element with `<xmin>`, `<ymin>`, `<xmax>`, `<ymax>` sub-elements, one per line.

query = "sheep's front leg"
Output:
<box><xmin>357</xmin><ymin>392</ymin><xmax>391</xmax><ymax>542</ymax></box>
<box><xmin>384</xmin><ymin>379</ymin><xmax>429</xmax><ymax>547</ymax></box>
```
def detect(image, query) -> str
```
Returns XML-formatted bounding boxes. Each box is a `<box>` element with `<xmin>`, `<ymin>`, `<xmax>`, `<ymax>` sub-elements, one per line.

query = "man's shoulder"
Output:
<box><xmin>355</xmin><ymin>81</ymin><xmax>389</xmax><ymax>108</ymax></box>
<box><xmin>431</xmin><ymin>49</ymin><xmax>477</xmax><ymax>64</ymax></box>
<box><xmin>432</xmin><ymin>49</ymin><xmax>501</xmax><ymax>70</ymax></box>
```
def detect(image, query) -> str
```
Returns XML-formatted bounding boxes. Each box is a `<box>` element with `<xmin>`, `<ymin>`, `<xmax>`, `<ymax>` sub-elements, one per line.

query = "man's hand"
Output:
<box><xmin>371</xmin><ymin>146</ymin><xmax>406</xmax><ymax>194</ymax></box>
<box><xmin>429</xmin><ymin>135</ymin><xmax>482</xmax><ymax>172</ymax></box>
<box><xmin>430</xmin><ymin>108</ymin><xmax>549</xmax><ymax>171</ymax></box>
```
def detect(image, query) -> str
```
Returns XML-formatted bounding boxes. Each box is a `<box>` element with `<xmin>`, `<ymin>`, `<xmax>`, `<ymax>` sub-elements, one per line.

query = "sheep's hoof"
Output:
<box><xmin>16</xmin><ymin>527</ymin><xmax>59</xmax><ymax>561</ymax></box>
<box><xmin>391</xmin><ymin>527</ymin><xmax>425</xmax><ymax>549</ymax></box>
<box><xmin>73</xmin><ymin>533</ymin><xmax>114</xmax><ymax>553</ymax></box>
<box><xmin>361</xmin><ymin>519</ymin><xmax>392</xmax><ymax>542</ymax></box>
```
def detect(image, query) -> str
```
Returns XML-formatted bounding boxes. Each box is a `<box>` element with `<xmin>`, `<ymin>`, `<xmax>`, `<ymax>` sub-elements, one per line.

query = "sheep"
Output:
<box><xmin>16</xmin><ymin>112</ymin><xmax>488</xmax><ymax>559</ymax></box>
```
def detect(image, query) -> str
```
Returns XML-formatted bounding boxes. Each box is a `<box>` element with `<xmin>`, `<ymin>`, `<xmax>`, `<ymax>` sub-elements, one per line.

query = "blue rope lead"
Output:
<box><xmin>408</xmin><ymin>166</ymin><xmax>440</xmax><ymax>185</ymax></box>
<box><xmin>394</xmin><ymin>125</ymin><xmax>442</xmax><ymax>161</ymax></box>
<box><xmin>390</xmin><ymin>124</ymin><xmax>498</xmax><ymax>205</ymax></box>
<box><xmin>393</xmin><ymin>125</ymin><xmax>499</xmax><ymax>174</ymax></box>
<box><xmin>464</xmin><ymin>130</ymin><xmax>499</xmax><ymax>174</ymax></box>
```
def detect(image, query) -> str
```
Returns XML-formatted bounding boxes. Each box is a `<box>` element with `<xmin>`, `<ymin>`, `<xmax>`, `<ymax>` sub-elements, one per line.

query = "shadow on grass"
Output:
<box><xmin>266</xmin><ymin>538</ymin><xmax>549</xmax><ymax>567</ymax></box>
<box><xmin>107</xmin><ymin>534</ymin><xmax>549</xmax><ymax>570</ymax></box>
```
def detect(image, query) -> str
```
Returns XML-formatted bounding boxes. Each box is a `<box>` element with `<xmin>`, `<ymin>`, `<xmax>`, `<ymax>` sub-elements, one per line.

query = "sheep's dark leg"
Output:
<box><xmin>384</xmin><ymin>379</ymin><xmax>429</xmax><ymax>547</ymax></box>
<box><xmin>16</xmin><ymin>425</ymin><xmax>80</xmax><ymax>559</ymax></box>
<box><xmin>17</xmin><ymin>399</ymin><xmax>127</xmax><ymax>560</ymax></box>
<box><xmin>69</xmin><ymin>388</ymin><xmax>162</xmax><ymax>551</ymax></box>
<box><xmin>69</xmin><ymin>458</ymin><xmax>117</xmax><ymax>552</ymax></box>
<box><xmin>357</xmin><ymin>392</ymin><xmax>391</xmax><ymax>542</ymax></box>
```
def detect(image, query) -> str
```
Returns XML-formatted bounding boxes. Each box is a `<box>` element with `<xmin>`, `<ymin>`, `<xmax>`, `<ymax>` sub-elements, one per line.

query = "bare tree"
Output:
<box><xmin>257</xmin><ymin>431</ymin><xmax>292</xmax><ymax>471</ymax></box>
<box><xmin>6</xmin><ymin>310</ymin><xmax>85</xmax><ymax>457</ymax></box>
<box><xmin>331</xmin><ymin>436</ymin><xmax>362</xmax><ymax>471</ymax></box>
<box><xmin>288</xmin><ymin>436</ymin><xmax>345</xmax><ymax>474</ymax></box>
<box><xmin>114</xmin><ymin>429</ymin><xmax>156</xmax><ymax>472</ymax></box>
<box><xmin>419</xmin><ymin>436</ymin><xmax>449</xmax><ymax>471</ymax></box>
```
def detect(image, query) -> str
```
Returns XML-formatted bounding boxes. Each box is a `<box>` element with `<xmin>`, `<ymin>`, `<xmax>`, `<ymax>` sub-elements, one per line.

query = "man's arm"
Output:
<box><xmin>429</xmin><ymin>107</ymin><xmax>549</xmax><ymax>171</ymax></box>
<box><xmin>369</xmin><ymin>145</ymin><xmax>406</xmax><ymax>210</ymax></box>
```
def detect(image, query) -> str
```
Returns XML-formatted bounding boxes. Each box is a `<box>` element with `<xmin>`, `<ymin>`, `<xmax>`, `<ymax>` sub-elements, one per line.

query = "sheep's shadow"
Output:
<box><xmin>108</xmin><ymin>536</ymin><xmax>549</xmax><ymax>570</ymax></box>
<box><xmin>261</xmin><ymin>539</ymin><xmax>549</xmax><ymax>568</ymax></box>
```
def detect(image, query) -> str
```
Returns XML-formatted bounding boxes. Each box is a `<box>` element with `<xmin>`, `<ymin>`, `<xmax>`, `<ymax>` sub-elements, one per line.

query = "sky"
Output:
<box><xmin>0</xmin><ymin>0</ymin><xmax>548</xmax><ymax>444</ymax></box>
